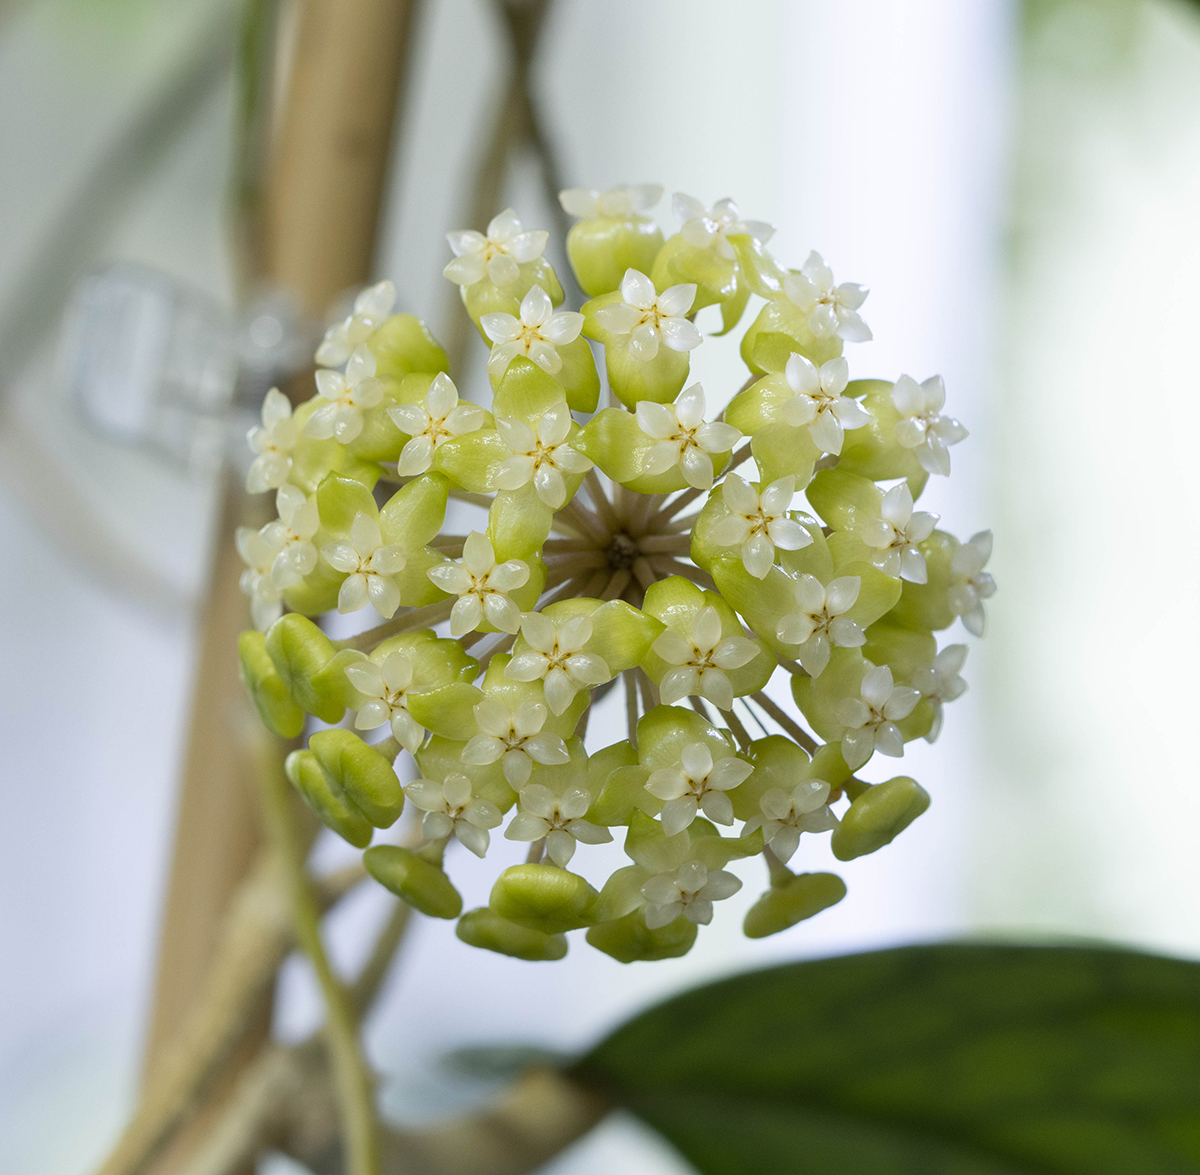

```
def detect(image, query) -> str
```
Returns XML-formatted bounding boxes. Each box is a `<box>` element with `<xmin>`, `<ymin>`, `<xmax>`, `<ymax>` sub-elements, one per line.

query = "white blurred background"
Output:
<box><xmin>1</xmin><ymin>0</ymin><xmax>1198</xmax><ymax>1172</ymax></box>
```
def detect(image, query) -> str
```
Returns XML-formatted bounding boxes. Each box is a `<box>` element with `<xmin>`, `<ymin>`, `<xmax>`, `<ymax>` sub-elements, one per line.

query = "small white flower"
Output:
<box><xmin>709</xmin><ymin>474</ymin><xmax>812</xmax><ymax>579</ymax></box>
<box><xmin>593</xmin><ymin>269</ymin><xmax>702</xmax><ymax>362</ymax></box>
<box><xmin>780</xmin><ymin>354</ymin><xmax>871</xmax><ymax>456</ymax></box>
<box><xmin>836</xmin><ymin>664</ymin><xmax>921</xmax><ymax>770</ymax></box>
<box><xmin>236</xmin><ymin>526</ymin><xmax>284</xmax><ymax>631</ymax></box>
<box><xmin>304</xmin><ymin>345</ymin><xmax>384</xmax><ymax>444</ymax></box>
<box><xmin>645</xmin><ymin>741</ymin><xmax>754</xmax><ymax>836</ymax></box>
<box><xmin>403</xmin><ymin>773</ymin><xmax>501</xmax><ymax>858</ymax></box>
<box><xmin>651</xmin><ymin>605</ymin><xmax>759</xmax><ymax>712</ymax></box>
<box><xmin>559</xmin><ymin>184</ymin><xmax>663</xmax><ymax>218</ymax></box>
<box><xmin>462</xmin><ymin>697</ymin><xmax>570</xmax><ymax>787</ymax></box>
<box><xmin>782</xmin><ymin>250</ymin><xmax>871</xmax><ymax>342</ymax></box>
<box><xmin>636</xmin><ymin>384</ymin><xmax>742</xmax><ymax>491</ymax></box>
<box><xmin>911</xmin><ymin>644</ymin><xmax>968</xmax><ymax>743</ymax></box>
<box><xmin>481</xmin><ymin>286</ymin><xmax>584</xmax><ymax>378</ymax></box>
<box><xmin>315</xmin><ymin>280</ymin><xmax>396</xmax><ymax>367</ymax></box>
<box><xmin>321</xmin><ymin>511</ymin><xmax>407</xmax><ymax>618</ymax></box>
<box><xmin>743</xmin><ymin>780</ymin><xmax>838</xmax><ymax>864</ymax></box>
<box><xmin>672</xmin><ymin>193</ymin><xmax>774</xmax><ymax>261</ymax></box>
<box><xmin>492</xmin><ymin>404</ymin><xmax>593</xmax><ymax>508</ymax></box>
<box><xmin>443</xmin><ymin>208</ymin><xmax>550</xmax><ymax>288</ymax></box>
<box><xmin>505</xmin><ymin>612</ymin><xmax>611</xmax><ymax>715</ymax></box>
<box><xmin>245</xmin><ymin>388</ymin><xmax>298</xmax><ymax>493</ymax></box>
<box><xmin>426</xmin><ymin>532</ymin><xmax>529</xmax><ymax>637</ymax></box>
<box><xmin>504</xmin><ymin>782</ymin><xmax>612</xmax><ymax>867</ymax></box>
<box><xmin>948</xmin><ymin>531</ymin><xmax>995</xmax><ymax>637</ymax></box>
<box><xmin>642</xmin><ymin>860</ymin><xmax>742</xmax><ymax>929</ymax></box>
<box><xmin>775</xmin><ymin>575</ymin><xmax>866</xmax><ymax>676</ymax></box>
<box><xmin>345</xmin><ymin>652</ymin><xmax>425</xmax><ymax>753</ymax></box>
<box><xmin>891</xmin><ymin>374</ymin><xmax>968</xmax><ymax>476</ymax></box>
<box><xmin>861</xmin><ymin>484</ymin><xmax>939</xmax><ymax>583</ymax></box>
<box><xmin>388</xmin><ymin>373</ymin><xmax>485</xmax><ymax>476</ymax></box>
<box><xmin>261</xmin><ymin>484</ymin><xmax>319</xmax><ymax>589</ymax></box>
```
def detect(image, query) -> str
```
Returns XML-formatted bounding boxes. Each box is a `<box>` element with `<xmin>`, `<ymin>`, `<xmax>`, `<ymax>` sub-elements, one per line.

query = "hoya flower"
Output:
<box><xmin>911</xmin><ymin>644</ymin><xmax>968</xmax><ymax>743</ymax></box>
<box><xmin>443</xmin><ymin>208</ymin><xmax>550</xmax><ymax>288</ymax></box>
<box><xmin>504</xmin><ymin>783</ymin><xmax>612</xmax><ymax>867</ymax></box>
<box><xmin>261</xmin><ymin>484</ymin><xmax>319</xmax><ymax>589</ymax></box>
<box><xmin>709</xmin><ymin>474</ymin><xmax>811</xmax><ymax>579</ymax></box>
<box><xmin>948</xmin><ymin>531</ymin><xmax>996</xmax><ymax>637</ymax></box>
<box><xmin>461</xmin><ymin>697</ymin><xmax>570</xmax><ymax>786</ymax></box>
<box><xmin>743</xmin><ymin>779</ymin><xmax>838</xmax><ymax>864</ymax></box>
<box><xmin>388</xmin><ymin>373</ymin><xmax>485</xmax><ymax>476</ymax></box>
<box><xmin>892</xmin><ymin>374</ymin><xmax>968</xmax><ymax>476</ymax></box>
<box><xmin>593</xmin><ymin>269</ymin><xmax>702</xmax><ymax>361</ymax></box>
<box><xmin>651</xmin><ymin>605</ymin><xmax>759</xmax><ymax>711</ymax></box>
<box><xmin>481</xmin><ymin>286</ymin><xmax>584</xmax><ymax>378</ymax></box>
<box><xmin>245</xmin><ymin>388</ymin><xmax>298</xmax><ymax>493</ymax></box>
<box><xmin>673</xmin><ymin>193</ymin><xmax>774</xmax><ymax>260</ymax></box>
<box><xmin>315</xmin><ymin>280</ymin><xmax>396</xmax><ymax>367</ymax></box>
<box><xmin>321</xmin><ymin>511</ymin><xmax>407</xmax><ymax>618</ymax></box>
<box><xmin>780</xmin><ymin>354</ymin><xmax>871</xmax><ymax>456</ymax></box>
<box><xmin>304</xmin><ymin>345</ymin><xmax>384</xmax><ymax>444</ymax></box>
<box><xmin>775</xmin><ymin>575</ymin><xmax>865</xmax><ymax>676</ymax></box>
<box><xmin>403</xmin><ymin>773</ymin><xmax>501</xmax><ymax>858</ymax></box>
<box><xmin>642</xmin><ymin>860</ymin><xmax>742</xmax><ymax>929</ymax></box>
<box><xmin>345</xmin><ymin>651</ymin><xmax>425</xmax><ymax>753</ymax></box>
<box><xmin>505</xmin><ymin>612</ymin><xmax>611</xmax><ymax>715</ymax></box>
<box><xmin>636</xmin><ymin>383</ymin><xmax>742</xmax><ymax>491</ymax></box>
<box><xmin>645</xmin><ymin>741</ymin><xmax>754</xmax><ymax>836</ymax></box>
<box><xmin>559</xmin><ymin>184</ymin><xmax>663</xmax><ymax>218</ymax></box>
<box><xmin>836</xmin><ymin>664</ymin><xmax>921</xmax><ymax>770</ymax></box>
<box><xmin>493</xmin><ymin>404</ymin><xmax>593</xmax><ymax>509</ymax></box>
<box><xmin>861</xmin><ymin>484</ymin><xmax>938</xmax><ymax>583</ymax></box>
<box><xmin>426</xmin><ymin>532</ymin><xmax>529</xmax><ymax>637</ymax></box>
<box><xmin>782</xmin><ymin>250</ymin><xmax>871</xmax><ymax>342</ymax></box>
<box><xmin>236</xmin><ymin>526</ymin><xmax>284</xmax><ymax>631</ymax></box>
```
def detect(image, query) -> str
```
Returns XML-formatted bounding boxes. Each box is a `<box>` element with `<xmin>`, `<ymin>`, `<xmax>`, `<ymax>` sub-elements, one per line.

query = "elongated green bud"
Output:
<box><xmin>456</xmin><ymin>907</ymin><xmax>568</xmax><ymax>961</ymax></box>
<box><xmin>586</xmin><ymin>910</ymin><xmax>697</xmax><ymax>963</ymax></box>
<box><xmin>285</xmin><ymin>749</ymin><xmax>373</xmax><ymax>848</ymax></box>
<box><xmin>308</xmin><ymin>729</ymin><xmax>404</xmax><ymax>828</ymax></box>
<box><xmin>363</xmin><ymin>845</ymin><xmax>462</xmax><ymax>919</ymax></box>
<box><xmin>489</xmin><ymin>864</ymin><xmax>598</xmax><ymax>934</ymax></box>
<box><xmin>832</xmin><ymin>776</ymin><xmax>930</xmax><ymax>861</ymax></box>
<box><xmin>238</xmin><ymin>630</ymin><xmax>304</xmax><ymax>738</ymax></box>
<box><xmin>265</xmin><ymin>613</ymin><xmax>343</xmax><ymax>722</ymax></box>
<box><xmin>743</xmin><ymin>872</ymin><xmax>846</xmax><ymax>938</ymax></box>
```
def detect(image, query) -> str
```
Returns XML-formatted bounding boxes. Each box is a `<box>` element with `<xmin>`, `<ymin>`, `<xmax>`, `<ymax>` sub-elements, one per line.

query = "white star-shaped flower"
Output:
<box><xmin>672</xmin><ymin>193</ymin><xmax>774</xmax><ymax>260</ymax></box>
<box><xmin>780</xmin><ymin>354</ymin><xmax>871</xmax><ymax>456</ymax></box>
<box><xmin>504</xmin><ymin>783</ymin><xmax>612</xmax><ymax>867</ymax></box>
<box><xmin>492</xmin><ymin>404</ymin><xmax>593</xmax><ymax>509</ymax></box>
<box><xmin>948</xmin><ymin>531</ymin><xmax>995</xmax><ymax>637</ymax></box>
<box><xmin>303</xmin><ymin>345</ymin><xmax>384</xmax><ymax>444</ymax></box>
<box><xmin>261</xmin><ymin>484</ymin><xmax>319</xmax><ymax>589</ymax></box>
<box><xmin>443</xmin><ymin>208</ymin><xmax>550</xmax><ymax>288</ymax></box>
<box><xmin>836</xmin><ymin>663</ymin><xmax>921</xmax><ymax>771</ymax></box>
<box><xmin>651</xmin><ymin>605</ymin><xmax>759</xmax><ymax>712</ymax></box>
<box><xmin>891</xmin><ymin>374</ymin><xmax>968</xmax><ymax>476</ymax></box>
<box><xmin>505</xmin><ymin>612</ymin><xmax>611</xmax><ymax>715</ymax></box>
<box><xmin>426</xmin><ymin>532</ymin><xmax>529</xmax><ymax>637</ymax></box>
<box><xmin>559</xmin><ymin>183</ymin><xmax>663</xmax><ymax>218</ymax></box>
<box><xmin>315</xmin><ymin>280</ymin><xmax>396</xmax><ymax>367</ymax></box>
<box><xmin>642</xmin><ymin>860</ymin><xmax>742</xmax><ymax>929</ymax></box>
<box><xmin>321</xmin><ymin>511</ymin><xmax>407</xmax><ymax>618</ymax></box>
<box><xmin>345</xmin><ymin>651</ymin><xmax>425</xmax><ymax>753</ymax></box>
<box><xmin>782</xmin><ymin>251</ymin><xmax>871</xmax><ymax>342</ymax></box>
<box><xmin>403</xmin><ymin>773</ymin><xmax>501</xmax><ymax>858</ymax></box>
<box><xmin>388</xmin><ymin>372</ymin><xmax>485</xmax><ymax>476</ymax></box>
<box><xmin>861</xmin><ymin>484</ymin><xmax>939</xmax><ymax>583</ymax></box>
<box><xmin>236</xmin><ymin>526</ymin><xmax>284</xmax><ymax>631</ymax></box>
<box><xmin>461</xmin><ymin>697</ymin><xmax>570</xmax><ymax>786</ymax></box>
<box><xmin>743</xmin><ymin>780</ymin><xmax>838</xmax><ymax>864</ymax></box>
<box><xmin>481</xmin><ymin>285</ymin><xmax>584</xmax><ymax>378</ymax></box>
<box><xmin>245</xmin><ymin>388</ymin><xmax>298</xmax><ymax>493</ymax></box>
<box><xmin>636</xmin><ymin>384</ymin><xmax>742</xmax><ymax>491</ymax></box>
<box><xmin>645</xmin><ymin>741</ymin><xmax>754</xmax><ymax>836</ymax></box>
<box><xmin>593</xmin><ymin>269</ymin><xmax>702</xmax><ymax>361</ymax></box>
<box><xmin>775</xmin><ymin>574</ymin><xmax>866</xmax><ymax>676</ymax></box>
<box><xmin>709</xmin><ymin>474</ymin><xmax>812</xmax><ymax>579</ymax></box>
<box><xmin>911</xmin><ymin>644</ymin><xmax>968</xmax><ymax>743</ymax></box>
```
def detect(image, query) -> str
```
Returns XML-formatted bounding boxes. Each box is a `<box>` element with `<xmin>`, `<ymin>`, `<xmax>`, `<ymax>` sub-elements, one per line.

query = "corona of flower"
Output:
<box><xmin>238</xmin><ymin>180</ymin><xmax>995</xmax><ymax>963</ymax></box>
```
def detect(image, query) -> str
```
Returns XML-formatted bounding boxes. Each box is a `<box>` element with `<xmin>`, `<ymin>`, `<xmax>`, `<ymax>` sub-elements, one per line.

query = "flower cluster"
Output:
<box><xmin>237</xmin><ymin>184</ymin><xmax>992</xmax><ymax>963</ymax></box>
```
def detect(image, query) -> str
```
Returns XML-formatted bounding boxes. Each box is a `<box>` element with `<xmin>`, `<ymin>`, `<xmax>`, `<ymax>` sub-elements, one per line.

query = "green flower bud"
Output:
<box><xmin>288</xmin><ymin>398</ymin><xmax>382</xmax><ymax>495</ymax></box>
<box><xmin>805</xmin><ymin>467</ymin><xmax>883</xmax><ymax>535</ymax></box>
<box><xmin>582</xmin><ymin>292</ymin><xmax>690</xmax><ymax>409</ymax></box>
<box><xmin>650</xmin><ymin>234</ymin><xmax>736</xmax><ymax>315</ymax></box>
<box><xmin>415</xmin><ymin>733</ymin><xmax>516</xmax><ymax>812</ymax></box>
<box><xmin>238</xmin><ymin>630</ymin><xmax>305</xmax><ymax>738</ymax></box>
<box><xmin>743</xmin><ymin>872</ymin><xmax>846</xmax><ymax>939</ymax></box>
<box><xmin>578</xmin><ymin>407</ymin><xmax>677</xmax><ymax>492</ymax></box>
<box><xmin>588</xmin><ymin>763</ymin><xmax>659</xmax><ymax>826</ymax></box>
<box><xmin>316</xmin><ymin>473</ymin><xmax>378</xmax><ymax>537</ymax></box>
<box><xmin>739</xmin><ymin>295</ymin><xmax>843</xmax><ymax>375</ymax></box>
<box><xmin>265</xmin><ymin>613</ymin><xmax>343</xmax><ymax>722</ymax></box>
<box><xmin>586</xmin><ymin>910</ymin><xmax>697</xmax><ymax>963</ymax></box>
<box><xmin>285</xmin><ymin>749</ymin><xmax>373</xmax><ymax>848</ymax></box>
<box><xmin>308</xmin><ymin>728</ymin><xmax>404</xmax><ymax>828</ymax></box>
<box><xmin>750</xmin><ymin>423</ymin><xmax>822</xmax><ymax>485</ymax></box>
<box><xmin>862</xmin><ymin>620</ymin><xmax>937</xmax><ymax>681</ymax></box>
<box><xmin>433</xmin><ymin>429</ymin><xmax>510</xmax><ymax>493</ymax></box>
<box><xmin>835</xmin><ymin>379</ymin><xmax>929</xmax><ymax>498</ymax></box>
<box><xmin>405</xmin><ymin>682</ymin><xmax>485</xmax><ymax>740</ymax></box>
<box><xmin>551</xmin><ymin>336</ymin><xmax>601</xmax><ymax>414</ymax></box>
<box><xmin>455</xmin><ymin>907</ymin><xmax>568</xmax><ymax>961</ymax></box>
<box><xmin>367</xmin><ymin>312</ymin><xmax>449</xmax><ymax>380</ymax></box>
<box><xmin>461</xmin><ymin>258</ymin><xmax>564</xmax><ymax>330</ymax></box>
<box><xmin>886</xmin><ymin>530</ymin><xmax>958</xmax><ymax>632</ymax></box>
<box><xmin>363</xmin><ymin>844</ymin><xmax>462</xmax><ymax>919</ymax></box>
<box><xmin>567</xmin><ymin>216</ymin><xmax>664</xmax><ymax>297</ymax></box>
<box><xmin>488</xmin><ymin>863</ymin><xmax>599</xmax><ymax>934</ymax></box>
<box><xmin>832</xmin><ymin>776</ymin><xmax>930</xmax><ymax>860</ymax></box>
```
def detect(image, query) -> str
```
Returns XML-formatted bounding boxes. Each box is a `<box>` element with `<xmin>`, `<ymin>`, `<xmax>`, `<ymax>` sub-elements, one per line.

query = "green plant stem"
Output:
<box><xmin>750</xmin><ymin>691</ymin><xmax>817</xmax><ymax>752</ymax></box>
<box><xmin>337</xmin><ymin>598</ymin><xmax>456</xmax><ymax>652</ymax></box>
